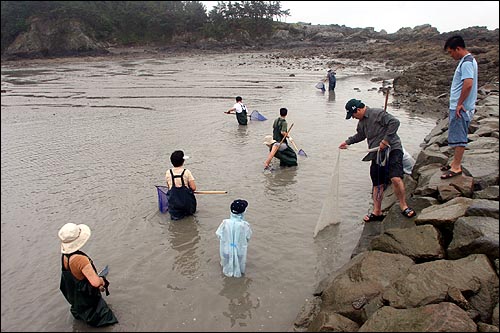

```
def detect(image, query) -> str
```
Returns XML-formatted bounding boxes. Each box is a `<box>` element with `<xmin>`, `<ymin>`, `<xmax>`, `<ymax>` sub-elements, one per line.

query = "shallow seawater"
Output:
<box><xmin>1</xmin><ymin>52</ymin><xmax>436</xmax><ymax>331</ymax></box>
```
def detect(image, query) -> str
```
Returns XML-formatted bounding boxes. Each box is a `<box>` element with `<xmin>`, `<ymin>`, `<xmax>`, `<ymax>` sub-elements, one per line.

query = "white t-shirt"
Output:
<box><xmin>233</xmin><ymin>102</ymin><xmax>247</xmax><ymax>114</ymax></box>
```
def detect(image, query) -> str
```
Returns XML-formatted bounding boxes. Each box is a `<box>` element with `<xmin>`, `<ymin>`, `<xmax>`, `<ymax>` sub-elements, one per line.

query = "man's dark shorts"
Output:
<box><xmin>370</xmin><ymin>149</ymin><xmax>404</xmax><ymax>186</ymax></box>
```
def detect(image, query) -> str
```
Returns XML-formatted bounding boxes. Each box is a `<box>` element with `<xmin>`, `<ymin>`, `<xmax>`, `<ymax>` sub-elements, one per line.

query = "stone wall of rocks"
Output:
<box><xmin>292</xmin><ymin>84</ymin><xmax>499</xmax><ymax>332</ymax></box>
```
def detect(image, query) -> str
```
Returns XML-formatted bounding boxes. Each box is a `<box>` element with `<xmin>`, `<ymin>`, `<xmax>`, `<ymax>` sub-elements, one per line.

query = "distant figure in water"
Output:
<box><xmin>323</xmin><ymin>69</ymin><xmax>336</xmax><ymax>92</ymax></box>
<box><xmin>225</xmin><ymin>96</ymin><xmax>248</xmax><ymax>125</ymax></box>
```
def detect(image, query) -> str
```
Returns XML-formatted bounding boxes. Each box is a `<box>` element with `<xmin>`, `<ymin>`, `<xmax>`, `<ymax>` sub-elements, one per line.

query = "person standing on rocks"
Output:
<box><xmin>441</xmin><ymin>35</ymin><xmax>478</xmax><ymax>179</ymax></box>
<box><xmin>225</xmin><ymin>96</ymin><xmax>248</xmax><ymax>125</ymax></box>
<box><xmin>338</xmin><ymin>98</ymin><xmax>416</xmax><ymax>222</ymax></box>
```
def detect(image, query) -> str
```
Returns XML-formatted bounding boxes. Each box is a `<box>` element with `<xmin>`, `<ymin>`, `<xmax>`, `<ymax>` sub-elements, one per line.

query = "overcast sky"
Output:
<box><xmin>201</xmin><ymin>1</ymin><xmax>499</xmax><ymax>34</ymax></box>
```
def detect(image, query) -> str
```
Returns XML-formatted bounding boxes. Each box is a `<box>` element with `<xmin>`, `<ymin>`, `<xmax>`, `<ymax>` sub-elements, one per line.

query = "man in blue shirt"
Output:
<box><xmin>441</xmin><ymin>35</ymin><xmax>478</xmax><ymax>179</ymax></box>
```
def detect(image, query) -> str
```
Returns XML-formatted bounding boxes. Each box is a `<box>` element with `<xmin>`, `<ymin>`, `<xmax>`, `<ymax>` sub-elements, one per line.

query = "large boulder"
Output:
<box><xmin>4</xmin><ymin>17</ymin><xmax>108</xmax><ymax>59</ymax></box>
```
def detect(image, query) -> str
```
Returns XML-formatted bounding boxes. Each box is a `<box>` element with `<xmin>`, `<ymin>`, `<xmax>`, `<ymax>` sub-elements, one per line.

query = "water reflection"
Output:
<box><xmin>263</xmin><ymin>166</ymin><xmax>298</xmax><ymax>196</ymax></box>
<box><xmin>327</xmin><ymin>91</ymin><xmax>336</xmax><ymax>103</ymax></box>
<box><xmin>167</xmin><ymin>217</ymin><xmax>201</xmax><ymax>279</ymax></box>
<box><xmin>235</xmin><ymin>124</ymin><xmax>249</xmax><ymax>143</ymax></box>
<box><xmin>219</xmin><ymin>277</ymin><xmax>260</xmax><ymax>328</ymax></box>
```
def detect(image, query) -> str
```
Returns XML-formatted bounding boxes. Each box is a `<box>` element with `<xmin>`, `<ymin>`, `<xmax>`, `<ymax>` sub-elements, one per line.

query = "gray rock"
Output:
<box><xmin>370</xmin><ymin>225</ymin><xmax>445</xmax><ymax>261</ymax></box>
<box><xmin>382</xmin><ymin>254</ymin><xmax>498</xmax><ymax>322</ymax></box>
<box><xmin>448</xmin><ymin>216</ymin><xmax>499</xmax><ymax>260</ymax></box>
<box><xmin>474</xmin><ymin>186</ymin><xmax>500</xmax><ymax>200</ymax></box>
<box><xmin>465</xmin><ymin>199</ymin><xmax>500</xmax><ymax>219</ymax></box>
<box><xmin>359</xmin><ymin>303</ymin><xmax>476</xmax><ymax>332</ymax></box>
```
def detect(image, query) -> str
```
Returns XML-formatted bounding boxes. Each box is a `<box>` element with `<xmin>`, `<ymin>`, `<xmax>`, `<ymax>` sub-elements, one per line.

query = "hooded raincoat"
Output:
<box><xmin>215</xmin><ymin>213</ymin><xmax>252</xmax><ymax>278</ymax></box>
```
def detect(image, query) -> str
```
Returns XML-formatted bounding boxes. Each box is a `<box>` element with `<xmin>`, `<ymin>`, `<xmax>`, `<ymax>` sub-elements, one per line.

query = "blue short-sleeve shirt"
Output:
<box><xmin>449</xmin><ymin>53</ymin><xmax>478</xmax><ymax>112</ymax></box>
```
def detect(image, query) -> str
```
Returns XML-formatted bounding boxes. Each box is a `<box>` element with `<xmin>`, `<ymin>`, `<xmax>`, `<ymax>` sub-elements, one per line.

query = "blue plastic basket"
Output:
<box><xmin>155</xmin><ymin>185</ymin><xmax>169</xmax><ymax>213</ymax></box>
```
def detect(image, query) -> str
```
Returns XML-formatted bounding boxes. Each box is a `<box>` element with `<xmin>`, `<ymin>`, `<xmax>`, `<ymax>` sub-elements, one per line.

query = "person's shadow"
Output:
<box><xmin>167</xmin><ymin>217</ymin><xmax>201</xmax><ymax>279</ymax></box>
<box><xmin>219</xmin><ymin>276</ymin><xmax>260</xmax><ymax>328</ymax></box>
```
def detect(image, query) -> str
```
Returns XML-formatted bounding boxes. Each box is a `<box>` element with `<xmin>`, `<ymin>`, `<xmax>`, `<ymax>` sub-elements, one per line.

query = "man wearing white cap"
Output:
<box><xmin>58</xmin><ymin>223</ymin><xmax>118</xmax><ymax>327</ymax></box>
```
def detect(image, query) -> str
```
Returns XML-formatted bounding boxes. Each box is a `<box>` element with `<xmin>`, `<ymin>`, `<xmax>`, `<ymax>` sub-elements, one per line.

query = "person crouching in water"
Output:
<box><xmin>58</xmin><ymin>223</ymin><xmax>118</xmax><ymax>327</ymax></box>
<box><xmin>216</xmin><ymin>199</ymin><xmax>253</xmax><ymax>278</ymax></box>
<box><xmin>165</xmin><ymin>150</ymin><xmax>197</xmax><ymax>220</ymax></box>
<box><xmin>263</xmin><ymin>135</ymin><xmax>298</xmax><ymax>168</ymax></box>
<box><xmin>263</xmin><ymin>107</ymin><xmax>297</xmax><ymax>168</ymax></box>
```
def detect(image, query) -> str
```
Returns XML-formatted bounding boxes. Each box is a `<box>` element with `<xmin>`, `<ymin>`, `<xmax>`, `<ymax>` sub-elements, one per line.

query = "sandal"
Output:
<box><xmin>440</xmin><ymin>170</ymin><xmax>462</xmax><ymax>179</ymax></box>
<box><xmin>363</xmin><ymin>213</ymin><xmax>385</xmax><ymax>222</ymax></box>
<box><xmin>440</xmin><ymin>164</ymin><xmax>451</xmax><ymax>171</ymax></box>
<box><xmin>401</xmin><ymin>207</ymin><xmax>416</xmax><ymax>218</ymax></box>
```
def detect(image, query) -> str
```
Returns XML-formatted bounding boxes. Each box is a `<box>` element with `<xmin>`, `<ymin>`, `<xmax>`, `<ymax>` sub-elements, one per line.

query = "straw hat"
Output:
<box><xmin>262</xmin><ymin>135</ymin><xmax>276</xmax><ymax>146</ymax></box>
<box><xmin>58</xmin><ymin>223</ymin><xmax>91</xmax><ymax>254</ymax></box>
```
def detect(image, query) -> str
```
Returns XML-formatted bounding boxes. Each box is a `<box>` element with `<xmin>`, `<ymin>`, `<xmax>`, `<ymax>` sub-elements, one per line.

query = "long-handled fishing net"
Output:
<box><xmin>315</xmin><ymin>81</ymin><xmax>325</xmax><ymax>91</ymax></box>
<box><xmin>313</xmin><ymin>149</ymin><xmax>341</xmax><ymax>237</ymax></box>
<box><xmin>249</xmin><ymin>110</ymin><xmax>267</xmax><ymax>121</ymax></box>
<box><xmin>155</xmin><ymin>185</ymin><xmax>169</xmax><ymax>213</ymax></box>
<box><xmin>155</xmin><ymin>185</ymin><xmax>227</xmax><ymax>213</ymax></box>
<box><xmin>313</xmin><ymin>146</ymin><xmax>380</xmax><ymax>237</ymax></box>
<box><xmin>289</xmin><ymin>138</ymin><xmax>308</xmax><ymax>157</ymax></box>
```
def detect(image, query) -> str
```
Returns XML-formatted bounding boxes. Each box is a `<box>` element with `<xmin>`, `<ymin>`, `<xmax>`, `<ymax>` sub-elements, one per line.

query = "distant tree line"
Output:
<box><xmin>1</xmin><ymin>1</ymin><xmax>290</xmax><ymax>52</ymax></box>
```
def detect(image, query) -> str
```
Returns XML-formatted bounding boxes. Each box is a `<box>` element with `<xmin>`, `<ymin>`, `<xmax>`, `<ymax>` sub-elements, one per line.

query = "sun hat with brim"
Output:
<box><xmin>262</xmin><ymin>135</ymin><xmax>276</xmax><ymax>146</ymax></box>
<box><xmin>58</xmin><ymin>223</ymin><xmax>91</xmax><ymax>254</ymax></box>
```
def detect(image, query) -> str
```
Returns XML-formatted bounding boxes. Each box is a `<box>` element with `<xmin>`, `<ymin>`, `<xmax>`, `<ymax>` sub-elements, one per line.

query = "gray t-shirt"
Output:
<box><xmin>345</xmin><ymin>107</ymin><xmax>402</xmax><ymax>161</ymax></box>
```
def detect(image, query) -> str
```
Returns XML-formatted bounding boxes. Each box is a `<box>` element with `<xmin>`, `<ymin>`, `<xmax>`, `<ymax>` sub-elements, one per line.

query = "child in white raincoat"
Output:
<box><xmin>216</xmin><ymin>199</ymin><xmax>253</xmax><ymax>278</ymax></box>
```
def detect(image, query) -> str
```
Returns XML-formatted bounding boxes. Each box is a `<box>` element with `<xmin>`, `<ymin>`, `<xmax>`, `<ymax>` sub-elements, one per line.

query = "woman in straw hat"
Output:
<box><xmin>263</xmin><ymin>134</ymin><xmax>298</xmax><ymax>168</ymax></box>
<box><xmin>263</xmin><ymin>108</ymin><xmax>297</xmax><ymax>168</ymax></box>
<box><xmin>58</xmin><ymin>223</ymin><xmax>118</xmax><ymax>327</ymax></box>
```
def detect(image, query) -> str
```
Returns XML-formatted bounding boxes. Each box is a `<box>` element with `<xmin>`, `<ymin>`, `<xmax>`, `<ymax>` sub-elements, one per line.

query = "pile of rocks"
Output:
<box><xmin>293</xmin><ymin>84</ymin><xmax>499</xmax><ymax>332</ymax></box>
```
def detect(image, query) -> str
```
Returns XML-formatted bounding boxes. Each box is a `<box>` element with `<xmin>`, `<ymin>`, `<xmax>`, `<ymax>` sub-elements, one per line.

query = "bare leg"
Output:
<box><xmin>372</xmin><ymin>185</ymin><xmax>384</xmax><ymax>216</ymax></box>
<box><xmin>391</xmin><ymin>177</ymin><xmax>408</xmax><ymax>211</ymax></box>
<box><xmin>264</xmin><ymin>145</ymin><xmax>279</xmax><ymax>168</ymax></box>
<box><xmin>450</xmin><ymin>146</ymin><xmax>465</xmax><ymax>172</ymax></box>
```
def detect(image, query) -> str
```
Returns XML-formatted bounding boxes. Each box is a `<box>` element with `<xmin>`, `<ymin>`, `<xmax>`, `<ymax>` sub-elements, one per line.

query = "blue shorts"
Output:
<box><xmin>448</xmin><ymin>109</ymin><xmax>471</xmax><ymax>147</ymax></box>
<box><xmin>370</xmin><ymin>149</ymin><xmax>404</xmax><ymax>187</ymax></box>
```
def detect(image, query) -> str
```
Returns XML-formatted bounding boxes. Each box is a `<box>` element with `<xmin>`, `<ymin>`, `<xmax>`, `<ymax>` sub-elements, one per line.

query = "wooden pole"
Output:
<box><xmin>383</xmin><ymin>87</ymin><xmax>391</xmax><ymax>112</ymax></box>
